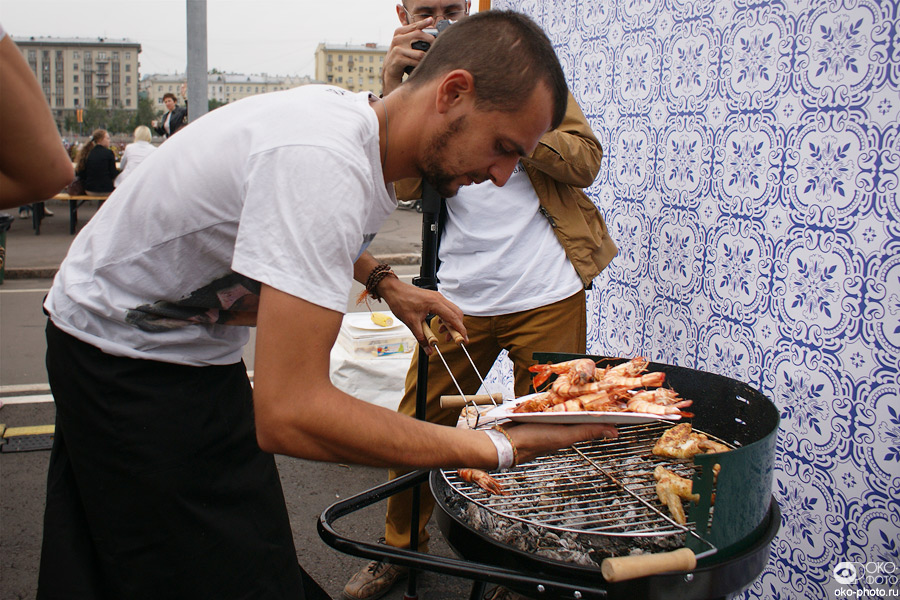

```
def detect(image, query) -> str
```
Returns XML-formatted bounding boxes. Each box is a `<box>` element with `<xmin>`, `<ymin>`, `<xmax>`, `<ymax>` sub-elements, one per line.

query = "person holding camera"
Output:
<box><xmin>341</xmin><ymin>4</ymin><xmax>617</xmax><ymax>600</ymax></box>
<box><xmin>38</xmin><ymin>12</ymin><xmax>618</xmax><ymax>599</ymax></box>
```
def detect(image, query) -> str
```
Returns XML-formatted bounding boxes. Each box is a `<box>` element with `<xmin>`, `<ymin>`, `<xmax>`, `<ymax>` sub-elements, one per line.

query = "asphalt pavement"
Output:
<box><xmin>0</xmin><ymin>201</ymin><xmax>481</xmax><ymax>599</ymax></box>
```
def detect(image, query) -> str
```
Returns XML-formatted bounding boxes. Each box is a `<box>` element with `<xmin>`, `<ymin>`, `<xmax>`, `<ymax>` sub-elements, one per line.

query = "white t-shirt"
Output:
<box><xmin>437</xmin><ymin>163</ymin><xmax>582</xmax><ymax>316</ymax></box>
<box><xmin>114</xmin><ymin>140</ymin><xmax>156</xmax><ymax>187</ymax></box>
<box><xmin>45</xmin><ymin>85</ymin><xmax>396</xmax><ymax>366</ymax></box>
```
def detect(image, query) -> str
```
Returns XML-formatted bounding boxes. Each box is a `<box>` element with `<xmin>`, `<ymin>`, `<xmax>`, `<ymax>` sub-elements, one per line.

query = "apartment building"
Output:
<box><xmin>141</xmin><ymin>72</ymin><xmax>316</xmax><ymax>111</ymax></box>
<box><xmin>13</xmin><ymin>36</ymin><xmax>142</xmax><ymax>127</ymax></box>
<box><xmin>314</xmin><ymin>42</ymin><xmax>387</xmax><ymax>95</ymax></box>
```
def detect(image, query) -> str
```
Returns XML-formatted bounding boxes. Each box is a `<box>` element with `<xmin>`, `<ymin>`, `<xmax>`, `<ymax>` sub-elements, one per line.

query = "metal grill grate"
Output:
<box><xmin>443</xmin><ymin>421</ymin><xmax>730</xmax><ymax>539</ymax></box>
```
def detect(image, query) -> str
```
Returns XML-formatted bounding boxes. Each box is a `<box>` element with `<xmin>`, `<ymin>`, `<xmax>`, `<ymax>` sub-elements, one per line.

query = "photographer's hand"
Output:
<box><xmin>382</xmin><ymin>18</ymin><xmax>435</xmax><ymax>96</ymax></box>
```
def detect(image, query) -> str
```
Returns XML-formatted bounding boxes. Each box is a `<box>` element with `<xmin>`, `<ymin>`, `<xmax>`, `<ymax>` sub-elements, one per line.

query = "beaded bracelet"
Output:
<box><xmin>357</xmin><ymin>263</ymin><xmax>398</xmax><ymax>304</ymax></box>
<box><xmin>490</xmin><ymin>425</ymin><xmax>519</xmax><ymax>468</ymax></box>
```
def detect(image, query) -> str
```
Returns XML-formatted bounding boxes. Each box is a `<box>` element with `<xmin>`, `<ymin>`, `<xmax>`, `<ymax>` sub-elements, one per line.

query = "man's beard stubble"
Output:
<box><xmin>419</xmin><ymin>115</ymin><xmax>468</xmax><ymax>198</ymax></box>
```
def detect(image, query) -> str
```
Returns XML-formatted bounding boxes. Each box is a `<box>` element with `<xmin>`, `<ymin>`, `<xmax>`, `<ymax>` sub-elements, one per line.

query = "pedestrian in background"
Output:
<box><xmin>114</xmin><ymin>125</ymin><xmax>156</xmax><ymax>188</ymax></box>
<box><xmin>151</xmin><ymin>87</ymin><xmax>188</xmax><ymax>139</ymax></box>
<box><xmin>75</xmin><ymin>129</ymin><xmax>118</xmax><ymax>195</ymax></box>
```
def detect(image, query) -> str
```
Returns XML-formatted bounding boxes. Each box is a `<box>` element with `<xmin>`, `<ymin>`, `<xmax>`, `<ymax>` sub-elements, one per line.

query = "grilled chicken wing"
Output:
<box><xmin>652</xmin><ymin>423</ymin><xmax>729</xmax><ymax>459</ymax></box>
<box><xmin>653</xmin><ymin>466</ymin><xmax>699</xmax><ymax>524</ymax></box>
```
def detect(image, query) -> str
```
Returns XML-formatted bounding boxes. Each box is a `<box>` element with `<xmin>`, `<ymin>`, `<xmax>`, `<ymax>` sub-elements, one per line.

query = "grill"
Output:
<box><xmin>437</xmin><ymin>421</ymin><xmax>720</xmax><ymax>563</ymax></box>
<box><xmin>319</xmin><ymin>354</ymin><xmax>781</xmax><ymax>599</ymax></box>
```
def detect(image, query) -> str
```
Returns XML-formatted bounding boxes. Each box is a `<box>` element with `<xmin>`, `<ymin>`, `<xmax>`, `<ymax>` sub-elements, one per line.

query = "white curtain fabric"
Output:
<box><xmin>484</xmin><ymin>0</ymin><xmax>899</xmax><ymax>596</ymax></box>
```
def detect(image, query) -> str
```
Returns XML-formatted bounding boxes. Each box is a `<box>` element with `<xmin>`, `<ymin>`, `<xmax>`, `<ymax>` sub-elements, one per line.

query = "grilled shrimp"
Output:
<box><xmin>529</xmin><ymin>358</ymin><xmax>597</xmax><ymax>388</ymax></box>
<box><xmin>627</xmin><ymin>397</ymin><xmax>693</xmax><ymax>417</ymax></box>
<box><xmin>552</xmin><ymin>372</ymin><xmax>666</xmax><ymax>398</ymax></box>
<box><xmin>629</xmin><ymin>388</ymin><xmax>692</xmax><ymax>407</ymax></box>
<box><xmin>601</xmin><ymin>371</ymin><xmax>666</xmax><ymax>390</ymax></box>
<box><xmin>601</xmin><ymin>356</ymin><xmax>650</xmax><ymax>379</ymax></box>
<box><xmin>457</xmin><ymin>468</ymin><xmax>507</xmax><ymax>496</ymax></box>
<box><xmin>578</xmin><ymin>390</ymin><xmax>623</xmax><ymax>412</ymax></box>
<box><xmin>511</xmin><ymin>391</ymin><xmax>562</xmax><ymax>413</ymax></box>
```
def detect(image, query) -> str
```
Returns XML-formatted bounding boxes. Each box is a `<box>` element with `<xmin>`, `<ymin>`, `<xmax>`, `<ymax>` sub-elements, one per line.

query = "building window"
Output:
<box><xmin>338</xmin><ymin>54</ymin><xmax>343</xmax><ymax>61</ymax></box>
<box><xmin>73</xmin><ymin>63</ymin><xmax>79</xmax><ymax>71</ymax></box>
<box><xmin>126</xmin><ymin>75</ymin><xmax>131</xmax><ymax>84</ymax></box>
<box><xmin>73</xmin><ymin>51</ymin><xmax>79</xmax><ymax>59</ymax></box>
<box><xmin>126</xmin><ymin>98</ymin><xmax>132</xmax><ymax>106</ymax></box>
<box><xmin>74</xmin><ymin>98</ymin><xmax>79</xmax><ymax>106</ymax></box>
<box><xmin>125</xmin><ymin>64</ymin><xmax>131</xmax><ymax>72</ymax></box>
<box><xmin>84</xmin><ymin>51</ymin><xmax>91</xmax><ymax>59</ymax></box>
<box><xmin>112</xmin><ymin>52</ymin><xmax>118</xmax><ymax>59</ymax></box>
<box><xmin>74</xmin><ymin>75</ymin><xmax>79</xmax><ymax>82</ymax></box>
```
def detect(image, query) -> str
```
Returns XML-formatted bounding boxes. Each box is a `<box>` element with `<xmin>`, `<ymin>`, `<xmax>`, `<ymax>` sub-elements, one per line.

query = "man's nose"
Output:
<box><xmin>488</xmin><ymin>155</ymin><xmax>520</xmax><ymax>187</ymax></box>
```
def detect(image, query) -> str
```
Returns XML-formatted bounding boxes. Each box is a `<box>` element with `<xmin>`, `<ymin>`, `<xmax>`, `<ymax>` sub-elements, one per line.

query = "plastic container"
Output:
<box><xmin>337</xmin><ymin>313</ymin><xmax>416</xmax><ymax>358</ymax></box>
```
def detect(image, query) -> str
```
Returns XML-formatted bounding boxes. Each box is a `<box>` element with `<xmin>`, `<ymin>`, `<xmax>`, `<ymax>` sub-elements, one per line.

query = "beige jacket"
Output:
<box><xmin>396</xmin><ymin>92</ymin><xmax>617</xmax><ymax>288</ymax></box>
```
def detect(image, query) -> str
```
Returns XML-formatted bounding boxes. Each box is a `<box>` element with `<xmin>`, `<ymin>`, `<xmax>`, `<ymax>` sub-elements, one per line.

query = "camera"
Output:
<box><xmin>406</xmin><ymin>19</ymin><xmax>454</xmax><ymax>74</ymax></box>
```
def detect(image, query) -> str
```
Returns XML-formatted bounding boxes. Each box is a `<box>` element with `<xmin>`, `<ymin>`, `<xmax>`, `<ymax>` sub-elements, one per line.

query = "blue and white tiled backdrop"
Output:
<box><xmin>484</xmin><ymin>0</ymin><xmax>899</xmax><ymax>597</ymax></box>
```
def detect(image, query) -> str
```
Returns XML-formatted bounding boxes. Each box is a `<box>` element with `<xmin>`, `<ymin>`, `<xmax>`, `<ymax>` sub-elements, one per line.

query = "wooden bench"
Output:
<box><xmin>49</xmin><ymin>193</ymin><xmax>109</xmax><ymax>235</ymax></box>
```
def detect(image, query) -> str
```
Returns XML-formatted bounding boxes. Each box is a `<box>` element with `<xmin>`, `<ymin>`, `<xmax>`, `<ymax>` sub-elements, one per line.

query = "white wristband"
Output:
<box><xmin>485</xmin><ymin>429</ymin><xmax>514</xmax><ymax>471</ymax></box>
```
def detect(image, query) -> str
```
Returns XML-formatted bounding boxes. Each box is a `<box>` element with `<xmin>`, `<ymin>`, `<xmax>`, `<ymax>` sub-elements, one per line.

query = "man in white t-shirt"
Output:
<box><xmin>344</xmin><ymin>3</ymin><xmax>617</xmax><ymax>600</ymax></box>
<box><xmin>37</xmin><ymin>11</ymin><xmax>617</xmax><ymax>599</ymax></box>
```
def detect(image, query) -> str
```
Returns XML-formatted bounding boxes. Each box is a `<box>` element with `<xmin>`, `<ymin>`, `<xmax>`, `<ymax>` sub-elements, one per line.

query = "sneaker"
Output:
<box><xmin>342</xmin><ymin>560</ymin><xmax>407</xmax><ymax>600</ymax></box>
<box><xmin>44</xmin><ymin>207</ymin><xmax>54</xmax><ymax>216</ymax></box>
<box><xmin>19</xmin><ymin>207</ymin><xmax>31</xmax><ymax>219</ymax></box>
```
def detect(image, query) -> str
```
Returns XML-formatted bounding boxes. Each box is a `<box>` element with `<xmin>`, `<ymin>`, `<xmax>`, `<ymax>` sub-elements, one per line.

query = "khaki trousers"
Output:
<box><xmin>384</xmin><ymin>289</ymin><xmax>587</xmax><ymax>549</ymax></box>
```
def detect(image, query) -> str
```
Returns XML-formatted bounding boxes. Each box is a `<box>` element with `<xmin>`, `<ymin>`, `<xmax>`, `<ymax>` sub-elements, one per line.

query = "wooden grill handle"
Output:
<box><xmin>440</xmin><ymin>393</ymin><xmax>505</xmax><ymax>408</ymax></box>
<box><xmin>435</xmin><ymin>317</ymin><xmax>465</xmax><ymax>345</ymax></box>
<box><xmin>421</xmin><ymin>320</ymin><xmax>438</xmax><ymax>346</ymax></box>
<box><xmin>601</xmin><ymin>547</ymin><xmax>697</xmax><ymax>582</ymax></box>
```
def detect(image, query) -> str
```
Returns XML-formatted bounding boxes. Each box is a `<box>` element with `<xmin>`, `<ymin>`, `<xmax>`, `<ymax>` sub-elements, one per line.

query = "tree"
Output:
<box><xmin>208</xmin><ymin>98</ymin><xmax>228</xmax><ymax>112</ymax></box>
<box><xmin>83</xmin><ymin>99</ymin><xmax>108</xmax><ymax>132</ymax></box>
<box><xmin>130</xmin><ymin>95</ymin><xmax>156</xmax><ymax>131</ymax></box>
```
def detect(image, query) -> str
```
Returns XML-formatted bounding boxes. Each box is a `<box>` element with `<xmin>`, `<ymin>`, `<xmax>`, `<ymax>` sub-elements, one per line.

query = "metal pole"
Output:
<box><xmin>186</xmin><ymin>0</ymin><xmax>208</xmax><ymax>122</ymax></box>
<box><xmin>406</xmin><ymin>181</ymin><xmax>443</xmax><ymax>600</ymax></box>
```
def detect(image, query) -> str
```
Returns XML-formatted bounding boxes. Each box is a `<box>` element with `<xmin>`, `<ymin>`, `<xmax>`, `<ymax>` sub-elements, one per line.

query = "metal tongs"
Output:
<box><xmin>570</xmin><ymin>445</ymin><xmax>719</xmax><ymax>582</ymax></box>
<box><xmin>421</xmin><ymin>319</ymin><xmax>505</xmax><ymax>428</ymax></box>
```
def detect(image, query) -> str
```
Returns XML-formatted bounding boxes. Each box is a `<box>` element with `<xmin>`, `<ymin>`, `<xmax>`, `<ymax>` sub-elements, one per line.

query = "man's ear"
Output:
<box><xmin>397</xmin><ymin>3</ymin><xmax>410</xmax><ymax>25</ymax></box>
<box><xmin>435</xmin><ymin>69</ymin><xmax>475</xmax><ymax>114</ymax></box>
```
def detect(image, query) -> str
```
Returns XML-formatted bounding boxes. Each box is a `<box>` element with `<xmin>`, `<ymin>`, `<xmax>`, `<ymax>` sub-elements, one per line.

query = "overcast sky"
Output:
<box><xmin>2</xmin><ymin>0</ymin><xmax>473</xmax><ymax>78</ymax></box>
